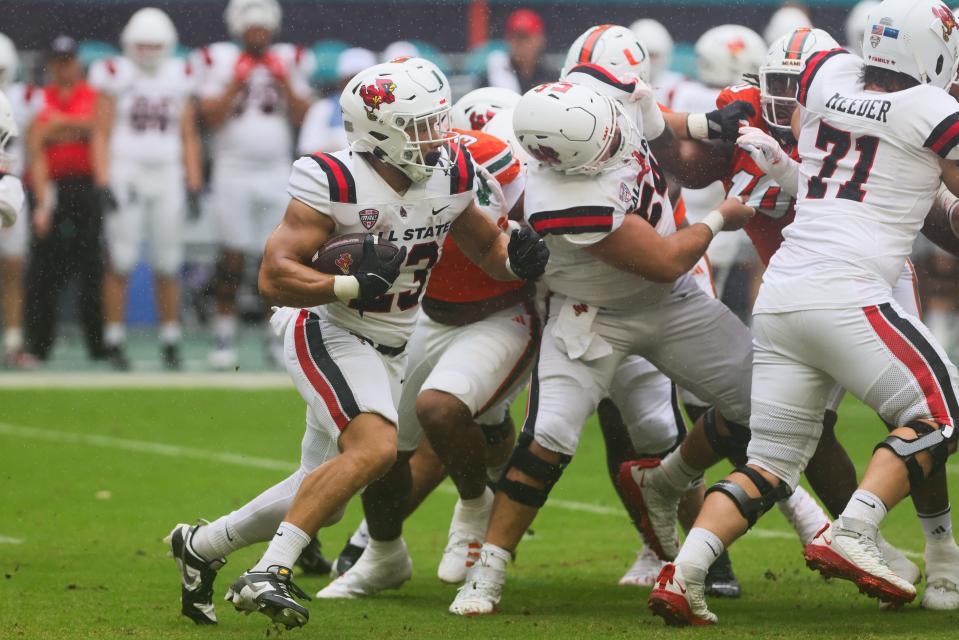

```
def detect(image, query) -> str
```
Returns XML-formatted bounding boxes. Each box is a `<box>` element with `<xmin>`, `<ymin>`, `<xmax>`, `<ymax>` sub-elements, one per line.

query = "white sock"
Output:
<box><xmin>349</xmin><ymin>519</ymin><xmax>370</xmax><ymax>549</ymax></box>
<box><xmin>191</xmin><ymin>517</ymin><xmax>245</xmax><ymax>560</ymax></box>
<box><xmin>365</xmin><ymin>536</ymin><xmax>404</xmax><ymax>559</ymax></box>
<box><xmin>159</xmin><ymin>322</ymin><xmax>181</xmax><ymax>345</ymax></box>
<box><xmin>459</xmin><ymin>486</ymin><xmax>494</xmax><ymax>513</ymax></box>
<box><xmin>213</xmin><ymin>314</ymin><xmax>237</xmax><ymax>342</ymax></box>
<box><xmin>105</xmin><ymin>323</ymin><xmax>125</xmax><ymax>347</ymax></box>
<box><xmin>3</xmin><ymin>327</ymin><xmax>22</xmax><ymax>353</ymax></box>
<box><xmin>658</xmin><ymin>449</ymin><xmax>702</xmax><ymax>493</ymax></box>
<box><xmin>918</xmin><ymin>506</ymin><xmax>954</xmax><ymax>543</ymax></box>
<box><xmin>841</xmin><ymin>489</ymin><xmax>887</xmax><ymax>528</ymax></box>
<box><xmin>675</xmin><ymin>527</ymin><xmax>725</xmax><ymax>585</ymax></box>
<box><xmin>252</xmin><ymin>522</ymin><xmax>311</xmax><ymax>571</ymax></box>
<box><xmin>478</xmin><ymin>542</ymin><xmax>511</xmax><ymax>570</ymax></box>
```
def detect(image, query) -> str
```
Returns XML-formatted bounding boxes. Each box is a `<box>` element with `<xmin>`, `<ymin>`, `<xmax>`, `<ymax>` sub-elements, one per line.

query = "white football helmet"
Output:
<box><xmin>630</xmin><ymin>19</ymin><xmax>673</xmax><ymax>83</ymax></box>
<box><xmin>225</xmin><ymin>0</ymin><xmax>281</xmax><ymax>38</ymax></box>
<box><xmin>0</xmin><ymin>33</ymin><xmax>17</xmax><ymax>88</ymax></box>
<box><xmin>760</xmin><ymin>28</ymin><xmax>839</xmax><ymax>133</ymax></box>
<box><xmin>695</xmin><ymin>25</ymin><xmax>767</xmax><ymax>88</ymax></box>
<box><xmin>0</xmin><ymin>89</ymin><xmax>18</xmax><ymax>172</ymax></box>
<box><xmin>862</xmin><ymin>0</ymin><xmax>959</xmax><ymax>90</ymax></box>
<box><xmin>121</xmin><ymin>8</ymin><xmax>177</xmax><ymax>72</ymax></box>
<box><xmin>764</xmin><ymin>6</ymin><xmax>814</xmax><ymax>44</ymax></box>
<box><xmin>381</xmin><ymin>41</ymin><xmax>420</xmax><ymax>63</ymax></box>
<box><xmin>561</xmin><ymin>24</ymin><xmax>651</xmax><ymax>82</ymax></box>
<box><xmin>846</xmin><ymin>1</ymin><xmax>879</xmax><ymax>54</ymax></box>
<box><xmin>451</xmin><ymin>86</ymin><xmax>520</xmax><ymax>131</ymax></box>
<box><xmin>512</xmin><ymin>81</ymin><xmax>641</xmax><ymax>175</ymax></box>
<box><xmin>341</xmin><ymin>57</ymin><xmax>456</xmax><ymax>183</ymax></box>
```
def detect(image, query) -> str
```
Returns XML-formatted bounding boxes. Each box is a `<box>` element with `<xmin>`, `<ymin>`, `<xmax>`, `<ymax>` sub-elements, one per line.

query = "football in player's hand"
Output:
<box><xmin>312</xmin><ymin>233</ymin><xmax>399</xmax><ymax>276</ymax></box>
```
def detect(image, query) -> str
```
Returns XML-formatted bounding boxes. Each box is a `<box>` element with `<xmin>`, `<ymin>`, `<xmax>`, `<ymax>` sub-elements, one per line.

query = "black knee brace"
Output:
<box><xmin>705</xmin><ymin>466</ymin><xmax>792</xmax><ymax>528</ymax></box>
<box><xmin>481</xmin><ymin>416</ymin><xmax>513</xmax><ymax>447</ymax></box>
<box><xmin>702</xmin><ymin>407</ymin><xmax>751</xmax><ymax>463</ymax></box>
<box><xmin>496</xmin><ymin>437</ymin><xmax>570</xmax><ymax>508</ymax></box>
<box><xmin>874</xmin><ymin>421</ymin><xmax>954</xmax><ymax>489</ymax></box>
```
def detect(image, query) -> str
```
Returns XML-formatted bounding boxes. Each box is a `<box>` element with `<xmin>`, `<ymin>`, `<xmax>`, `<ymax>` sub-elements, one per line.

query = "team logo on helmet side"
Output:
<box><xmin>469</xmin><ymin>109</ymin><xmax>495</xmax><ymax>130</ymax></box>
<box><xmin>335</xmin><ymin>252</ymin><xmax>354</xmax><ymax>274</ymax></box>
<box><xmin>727</xmin><ymin>38</ymin><xmax>746</xmax><ymax>56</ymax></box>
<box><xmin>932</xmin><ymin>4</ymin><xmax>958</xmax><ymax>41</ymax></box>
<box><xmin>527</xmin><ymin>143</ymin><xmax>561</xmax><ymax>165</ymax></box>
<box><xmin>359</xmin><ymin>208</ymin><xmax>380</xmax><ymax>229</ymax></box>
<box><xmin>359</xmin><ymin>78</ymin><xmax>397</xmax><ymax>121</ymax></box>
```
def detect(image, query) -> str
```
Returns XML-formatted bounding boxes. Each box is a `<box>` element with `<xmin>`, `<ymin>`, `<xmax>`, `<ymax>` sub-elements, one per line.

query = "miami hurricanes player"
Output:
<box><xmin>317</xmin><ymin>125</ymin><xmax>538</xmax><ymax>598</ymax></box>
<box><xmin>650</xmin><ymin>0</ymin><xmax>959</xmax><ymax>624</ymax></box>
<box><xmin>89</xmin><ymin>8</ymin><xmax>202</xmax><ymax>370</ymax></box>
<box><xmin>193</xmin><ymin>0</ymin><xmax>315</xmax><ymax>369</ymax></box>
<box><xmin>164</xmin><ymin>57</ymin><xmax>547</xmax><ymax>629</ymax></box>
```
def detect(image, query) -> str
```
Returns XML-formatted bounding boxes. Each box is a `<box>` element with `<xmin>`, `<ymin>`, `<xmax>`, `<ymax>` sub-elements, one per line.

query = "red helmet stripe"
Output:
<box><xmin>578</xmin><ymin>24</ymin><xmax>613</xmax><ymax>63</ymax></box>
<box><xmin>785</xmin><ymin>28</ymin><xmax>812</xmax><ymax>60</ymax></box>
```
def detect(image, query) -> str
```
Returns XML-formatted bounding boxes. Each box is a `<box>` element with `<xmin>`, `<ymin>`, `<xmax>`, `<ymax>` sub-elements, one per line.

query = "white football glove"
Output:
<box><xmin>736</xmin><ymin>126</ymin><xmax>800</xmax><ymax>197</ymax></box>
<box><xmin>622</xmin><ymin>73</ymin><xmax>666</xmax><ymax>140</ymax></box>
<box><xmin>474</xmin><ymin>163</ymin><xmax>508</xmax><ymax>219</ymax></box>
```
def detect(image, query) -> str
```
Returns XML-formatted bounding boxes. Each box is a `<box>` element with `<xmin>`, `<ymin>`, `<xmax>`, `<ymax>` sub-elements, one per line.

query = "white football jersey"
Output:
<box><xmin>288</xmin><ymin>147</ymin><xmax>478</xmax><ymax>347</ymax></box>
<box><xmin>89</xmin><ymin>57</ymin><xmax>195</xmax><ymax>165</ymax></box>
<box><xmin>756</xmin><ymin>50</ymin><xmax>959</xmax><ymax>313</ymax></box>
<box><xmin>297</xmin><ymin>96</ymin><xmax>347</xmax><ymax>156</ymax></box>
<box><xmin>524</xmin><ymin>137</ymin><xmax>676</xmax><ymax>309</ymax></box>
<box><xmin>5</xmin><ymin>83</ymin><xmax>45</xmax><ymax>177</ymax></box>
<box><xmin>669</xmin><ymin>78</ymin><xmax>721</xmax><ymax>114</ymax></box>
<box><xmin>0</xmin><ymin>173</ymin><xmax>25</xmax><ymax>222</ymax></box>
<box><xmin>652</xmin><ymin>69</ymin><xmax>687</xmax><ymax>110</ymax></box>
<box><xmin>194</xmin><ymin>42</ymin><xmax>315</xmax><ymax>165</ymax></box>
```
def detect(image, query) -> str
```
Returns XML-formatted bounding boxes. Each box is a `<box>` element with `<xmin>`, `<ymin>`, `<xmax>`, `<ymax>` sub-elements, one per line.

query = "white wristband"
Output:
<box><xmin>699</xmin><ymin>210</ymin><xmax>725</xmax><ymax>238</ymax></box>
<box><xmin>687</xmin><ymin>113</ymin><xmax>710</xmax><ymax>140</ymax></box>
<box><xmin>333</xmin><ymin>275</ymin><xmax>360</xmax><ymax>302</ymax></box>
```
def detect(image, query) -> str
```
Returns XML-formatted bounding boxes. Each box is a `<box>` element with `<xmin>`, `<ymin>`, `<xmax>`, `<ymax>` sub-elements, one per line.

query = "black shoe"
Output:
<box><xmin>105</xmin><ymin>345</ymin><xmax>130</xmax><ymax>371</ymax></box>
<box><xmin>705</xmin><ymin>550</ymin><xmax>741</xmax><ymax>598</ymax></box>
<box><xmin>225</xmin><ymin>565</ymin><xmax>311</xmax><ymax>629</ymax></box>
<box><xmin>162</xmin><ymin>344</ymin><xmax>182</xmax><ymax>370</ymax></box>
<box><xmin>332</xmin><ymin>538</ymin><xmax>367</xmax><ymax>577</ymax></box>
<box><xmin>296</xmin><ymin>537</ymin><xmax>332</xmax><ymax>576</ymax></box>
<box><xmin>165</xmin><ymin>523</ymin><xmax>226</xmax><ymax>625</ymax></box>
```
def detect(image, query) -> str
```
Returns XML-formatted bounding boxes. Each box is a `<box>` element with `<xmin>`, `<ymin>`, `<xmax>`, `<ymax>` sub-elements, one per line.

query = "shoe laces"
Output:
<box><xmin>272</xmin><ymin>567</ymin><xmax>312</xmax><ymax>602</ymax></box>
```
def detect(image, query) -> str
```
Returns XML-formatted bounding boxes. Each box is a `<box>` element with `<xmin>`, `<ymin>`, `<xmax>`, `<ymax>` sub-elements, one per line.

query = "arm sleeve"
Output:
<box><xmin>288</xmin><ymin>155</ymin><xmax>333</xmax><ymax>219</ymax></box>
<box><xmin>923</xmin><ymin>108</ymin><xmax>959</xmax><ymax>162</ymax></box>
<box><xmin>0</xmin><ymin>175</ymin><xmax>25</xmax><ymax>222</ymax></box>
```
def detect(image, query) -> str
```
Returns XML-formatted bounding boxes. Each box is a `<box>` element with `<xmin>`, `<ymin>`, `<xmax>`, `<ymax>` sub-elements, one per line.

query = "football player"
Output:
<box><xmin>90</xmin><ymin>8</ymin><xmax>202</xmax><ymax>370</ymax></box>
<box><xmin>0</xmin><ymin>91</ymin><xmax>23</xmax><ymax>228</ymax></box>
<box><xmin>0</xmin><ymin>34</ymin><xmax>42</xmax><ymax>368</ymax></box>
<box><xmin>165</xmin><ymin>58</ymin><xmax>548</xmax><ymax>629</ymax></box>
<box><xmin>650</xmin><ymin>0</ymin><xmax>959</xmax><ymax>624</ymax></box>
<box><xmin>193</xmin><ymin>0</ymin><xmax>315</xmax><ymax>369</ymax></box>
<box><xmin>629</xmin><ymin>19</ymin><xmax>684</xmax><ymax>108</ymax></box>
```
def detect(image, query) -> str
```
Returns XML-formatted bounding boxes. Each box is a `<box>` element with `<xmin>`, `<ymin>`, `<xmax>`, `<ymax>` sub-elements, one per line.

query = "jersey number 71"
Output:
<box><xmin>806</xmin><ymin>121</ymin><xmax>879</xmax><ymax>203</ymax></box>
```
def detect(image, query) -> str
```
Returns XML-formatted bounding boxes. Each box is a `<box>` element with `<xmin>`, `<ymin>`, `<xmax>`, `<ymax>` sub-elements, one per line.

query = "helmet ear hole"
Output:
<box><xmin>937</xmin><ymin>55</ymin><xmax>945</xmax><ymax>76</ymax></box>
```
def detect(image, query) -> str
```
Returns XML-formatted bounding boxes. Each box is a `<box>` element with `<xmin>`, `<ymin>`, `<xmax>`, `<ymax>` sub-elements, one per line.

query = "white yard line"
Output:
<box><xmin>0</xmin><ymin>372</ymin><xmax>291</xmax><ymax>389</ymax></box>
<box><xmin>0</xmin><ymin>536</ymin><xmax>24</xmax><ymax>544</ymax></box>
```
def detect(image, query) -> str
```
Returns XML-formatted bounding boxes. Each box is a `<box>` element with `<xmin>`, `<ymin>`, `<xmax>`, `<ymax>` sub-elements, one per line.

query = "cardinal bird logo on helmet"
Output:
<box><xmin>528</xmin><ymin>144</ymin><xmax>561</xmax><ymax>165</ymax></box>
<box><xmin>469</xmin><ymin>110</ymin><xmax>495</xmax><ymax>130</ymax></box>
<box><xmin>359</xmin><ymin>78</ymin><xmax>397</xmax><ymax>121</ymax></box>
<box><xmin>933</xmin><ymin>4</ymin><xmax>958</xmax><ymax>41</ymax></box>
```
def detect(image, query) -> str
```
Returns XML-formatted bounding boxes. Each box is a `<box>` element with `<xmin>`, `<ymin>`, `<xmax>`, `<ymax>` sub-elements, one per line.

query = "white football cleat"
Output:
<box><xmin>437</xmin><ymin>492</ymin><xmax>493</xmax><ymax>584</ymax></box>
<box><xmin>921</xmin><ymin>539</ymin><xmax>959</xmax><ymax>610</ymax></box>
<box><xmin>448</xmin><ymin>546</ymin><xmax>508</xmax><ymax>616</ymax></box>
<box><xmin>877</xmin><ymin>533</ymin><xmax>921</xmax><ymax>586</ymax></box>
<box><xmin>648</xmin><ymin>563</ymin><xmax>717</xmax><ymax>626</ymax></box>
<box><xmin>208</xmin><ymin>345</ymin><xmax>238</xmax><ymax>371</ymax></box>
<box><xmin>804</xmin><ymin>518</ymin><xmax>916</xmax><ymax>607</ymax></box>
<box><xmin>315</xmin><ymin>539</ymin><xmax>412</xmax><ymax>599</ymax></box>
<box><xmin>618</xmin><ymin>459</ymin><xmax>680</xmax><ymax>560</ymax></box>
<box><xmin>777</xmin><ymin>485</ymin><xmax>829</xmax><ymax>546</ymax></box>
<box><xmin>619</xmin><ymin>546</ymin><xmax>665</xmax><ymax>587</ymax></box>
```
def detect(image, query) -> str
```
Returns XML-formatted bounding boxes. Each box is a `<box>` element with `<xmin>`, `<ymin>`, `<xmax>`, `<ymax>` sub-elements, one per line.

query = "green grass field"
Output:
<box><xmin>3</xmin><ymin>387</ymin><xmax>959</xmax><ymax>639</ymax></box>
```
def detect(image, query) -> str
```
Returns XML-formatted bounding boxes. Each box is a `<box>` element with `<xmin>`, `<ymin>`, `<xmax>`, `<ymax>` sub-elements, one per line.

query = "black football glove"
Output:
<box><xmin>354</xmin><ymin>234</ymin><xmax>407</xmax><ymax>304</ymax></box>
<box><xmin>186</xmin><ymin>190</ymin><xmax>202</xmax><ymax>222</ymax></box>
<box><xmin>507</xmin><ymin>227</ymin><xmax>549</xmax><ymax>280</ymax></box>
<box><xmin>97</xmin><ymin>187</ymin><xmax>118</xmax><ymax>215</ymax></box>
<box><xmin>704</xmin><ymin>100</ymin><xmax>756</xmax><ymax>142</ymax></box>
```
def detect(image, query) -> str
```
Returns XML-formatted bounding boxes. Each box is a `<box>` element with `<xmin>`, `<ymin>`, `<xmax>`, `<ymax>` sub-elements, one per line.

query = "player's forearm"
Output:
<box><xmin>477</xmin><ymin>234</ymin><xmax>519</xmax><ymax>281</ymax></box>
<box><xmin>649</xmin><ymin>225</ymin><xmax>713</xmax><ymax>282</ymax></box>
<box><xmin>922</xmin><ymin>193</ymin><xmax>959</xmax><ymax>257</ymax></box>
<box><xmin>258</xmin><ymin>255</ymin><xmax>339</xmax><ymax>307</ymax></box>
<box><xmin>200</xmin><ymin>85</ymin><xmax>242</xmax><ymax>129</ymax></box>
<box><xmin>283</xmin><ymin>87</ymin><xmax>310</xmax><ymax>127</ymax></box>
<box><xmin>182</xmin><ymin>131</ymin><xmax>203</xmax><ymax>192</ymax></box>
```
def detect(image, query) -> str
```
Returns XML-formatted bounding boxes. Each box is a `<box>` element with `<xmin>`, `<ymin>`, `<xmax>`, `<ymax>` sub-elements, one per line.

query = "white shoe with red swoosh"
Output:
<box><xmin>803</xmin><ymin>517</ymin><xmax>916</xmax><ymax>607</ymax></box>
<box><xmin>648</xmin><ymin>563</ymin><xmax>717</xmax><ymax>626</ymax></box>
<box><xmin>617</xmin><ymin>459</ymin><xmax>680</xmax><ymax>561</ymax></box>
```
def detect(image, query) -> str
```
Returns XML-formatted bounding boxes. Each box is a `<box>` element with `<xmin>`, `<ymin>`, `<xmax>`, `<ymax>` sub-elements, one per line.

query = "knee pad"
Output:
<box><xmin>874</xmin><ymin>420</ymin><xmax>955</xmax><ymax>489</ymax></box>
<box><xmin>481</xmin><ymin>416</ymin><xmax>513</xmax><ymax>447</ymax></box>
<box><xmin>702</xmin><ymin>407</ymin><xmax>751</xmax><ymax>463</ymax></box>
<box><xmin>496</xmin><ymin>436</ymin><xmax>570</xmax><ymax>508</ymax></box>
<box><xmin>705</xmin><ymin>466</ymin><xmax>791</xmax><ymax>528</ymax></box>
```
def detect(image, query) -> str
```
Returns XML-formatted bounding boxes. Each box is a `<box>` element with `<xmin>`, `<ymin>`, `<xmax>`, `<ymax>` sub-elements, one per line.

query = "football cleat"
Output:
<box><xmin>295</xmin><ymin>537</ymin><xmax>333</xmax><ymax>576</ymax></box>
<box><xmin>448</xmin><ymin>548</ymin><xmax>507</xmax><ymax>616</ymax></box>
<box><xmin>165</xmin><ymin>523</ymin><xmax>225</xmax><ymax>625</ymax></box>
<box><xmin>705</xmin><ymin>551</ymin><xmax>741</xmax><ymax>598</ymax></box>
<box><xmin>332</xmin><ymin>537</ymin><xmax>367</xmax><ymax>577</ymax></box>
<box><xmin>617</xmin><ymin>459</ymin><xmax>680</xmax><ymax>561</ymax></box>
<box><xmin>208</xmin><ymin>343</ymin><xmax>237</xmax><ymax>371</ymax></box>
<box><xmin>162</xmin><ymin>344</ymin><xmax>182</xmax><ymax>371</ymax></box>
<box><xmin>921</xmin><ymin>539</ymin><xmax>959</xmax><ymax>610</ymax></box>
<box><xmin>777</xmin><ymin>485</ymin><xmax>829</xmax><ymax>546</ymax></box>
<box><xmin>803</xmin><ymin>518</ymin><xmax>916</xmax><ymax>606</ymax></box>
<box><xmin>316</xmin><ymin>540</ymin><xmax>412</xmax><ymax>599</ymax></box>
<box><xmin>437</xmin><ymin>495</ymin><xmax>493</xmax><ymax>584</ymax></box>
<box><xmin>105</xmin><ymin>345</ymin><xmax>131</xmax><ymax>371</ymax></box>
<box><xmin>619</xmin><ymin>546</ymin><xmax>666</xmax><ymax>587</ymax></box>
<box><xmin>648</xmin><ymin>563</ymin><xmax>717</xmax><ymax>626</ymax></box>
<box><xmin>877</xmin><ymin>533</ymin><xmax>921</xmax><ymax>586</ymax></box>
<box><xmin>225</xmin><ymin>565</ymin><xmax>311</xmax><ymax>629</ymax></box>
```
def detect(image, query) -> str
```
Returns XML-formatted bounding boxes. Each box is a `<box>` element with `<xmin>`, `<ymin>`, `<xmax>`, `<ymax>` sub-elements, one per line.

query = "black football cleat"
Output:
<box><xmin>296</xmin><ymin>537</ymin><xmax>333</xmax><ymax>576</ymax></box>
<box><xmin>165</xmin><ymin>523</ymin><xmax>226</xmax><ymax>625</ymax></box>
<box><xmin>105</xmin><ymin>345</ymin><xmax>131</xmax><ymax>371</ymax></box>
<box><xmin>705</xmin><ymin>550</ymin><xmax>741</xmax><ymax>598</ymax></box>
<box><xmin>332</xmin><ymin>538</ymin><xmax>367</xmax><ymax>577</ymax></box>
<box><xmin>225</xmin><ymin>565</ymin><xmax>311</xmax><ymax>629</ymax></box>
<box><xmin>162</xmin><ymin>344</ymin><xmax>182</xmax><ymax>370</ymax></box>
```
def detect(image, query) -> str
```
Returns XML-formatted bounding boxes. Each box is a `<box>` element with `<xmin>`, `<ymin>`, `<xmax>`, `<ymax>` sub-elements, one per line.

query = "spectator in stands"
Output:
<box><xmin>480</xmin><ymin>8</ymin><xmax>552</xmax><ymax>93</ymax></box>
<box><xmin>24</xmin><ymin>36</ymin><xmax>106</xmax><ymax>362</ymax></box>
